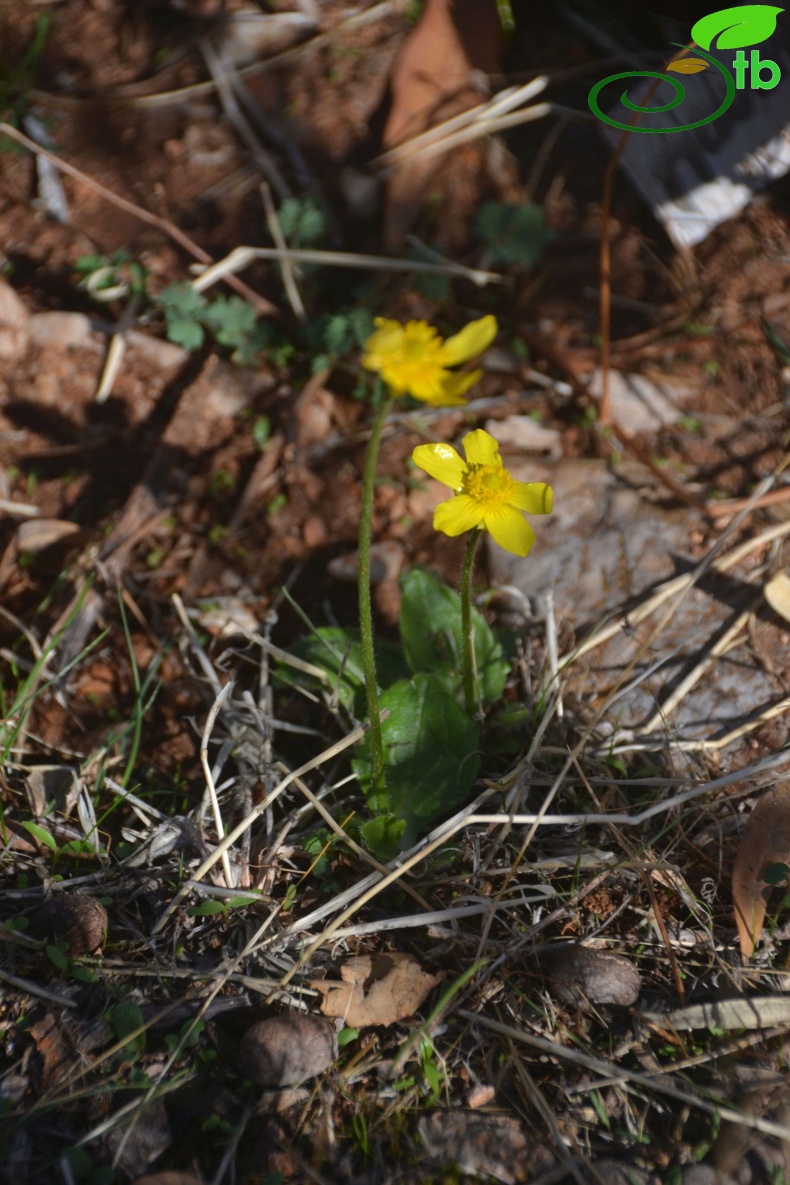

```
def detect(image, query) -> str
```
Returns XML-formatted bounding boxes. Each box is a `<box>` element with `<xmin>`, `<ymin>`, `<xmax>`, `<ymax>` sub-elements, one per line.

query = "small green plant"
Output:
<box><xmin>286</xmin><ymin>566</ymin><xmax>512</xmax><ymax>854</ymax></box>
<box><xmin>475</xmin><ymin>201</ymin><xmax>554</xmax><ymax>268</ymax></box>
<box><xmin>74</xmin><ymin>251</ymin><xmax>147</xmax><ymax>300</ymax></box>
<box><xmin>0</xmin><ymin>13</ymin><xmax>51</xmax><ymax>131</ymax></box>
<box><xmin>152</xmin><ymin>285</ymin><xmax>277</xmax><ymax>365</ymax></box>
<box><xmin>277</xmin><ymin>195</ymin><xmax>326</xmax><ymax>246</ymax></box>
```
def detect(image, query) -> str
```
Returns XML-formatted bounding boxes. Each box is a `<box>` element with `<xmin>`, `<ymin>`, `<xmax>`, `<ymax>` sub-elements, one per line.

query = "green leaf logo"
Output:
<box><xmin>691</xmin><ymin>4</ymin><xmax>783</xmax><ymax>50</ymax></box>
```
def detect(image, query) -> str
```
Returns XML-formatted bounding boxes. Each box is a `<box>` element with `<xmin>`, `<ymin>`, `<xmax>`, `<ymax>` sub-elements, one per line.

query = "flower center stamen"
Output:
<box><xmin>462</xmin><ymin>462</ymin><xmax>514</xmax><ymax>505</ymax></box>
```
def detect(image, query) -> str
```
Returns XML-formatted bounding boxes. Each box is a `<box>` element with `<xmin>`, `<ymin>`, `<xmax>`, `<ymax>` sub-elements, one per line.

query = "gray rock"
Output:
<box><xmin>489</xmin><ymin>459</ymin><xmax>789</xmax><ymax>750</ymax></box>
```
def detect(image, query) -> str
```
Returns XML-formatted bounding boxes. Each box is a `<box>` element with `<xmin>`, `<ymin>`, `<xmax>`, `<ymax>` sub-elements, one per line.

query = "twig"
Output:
<box><xmin>260</xmin><ymin>182</ymin><xmax>305</xmax><ymax>318</ymax></box>
<box><xmin>190</xmin><ymin>244</ymin><xmax>503</xmax><ymax>293</ymax></box>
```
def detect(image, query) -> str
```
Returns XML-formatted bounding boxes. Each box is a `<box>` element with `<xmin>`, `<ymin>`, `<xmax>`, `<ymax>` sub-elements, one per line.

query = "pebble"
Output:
<box><xmin>30</xmin><ymin>893</ymin><xmax>108</xmax><ymax>955</ymax></box>
<box><xmin>240</xmin><ymin>1013</ymin><xmax>337</xmax><ymax>1087</ymax></box>
<box><xmin>535</xmin><ymin>943</ymin><xmax>641</xmax><ymax>1007</ymax></box>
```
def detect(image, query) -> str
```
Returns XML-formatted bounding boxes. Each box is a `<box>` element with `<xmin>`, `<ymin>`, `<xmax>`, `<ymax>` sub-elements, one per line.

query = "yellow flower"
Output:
<box><xmin>362</xmin><ymin>315</ymin><xmax>497</xmax><ymax>406</ymax></box>
<box><xmin>412</xmin><ymin>428</ymin><xmax>553</xmax><ymax>557</ymax></box>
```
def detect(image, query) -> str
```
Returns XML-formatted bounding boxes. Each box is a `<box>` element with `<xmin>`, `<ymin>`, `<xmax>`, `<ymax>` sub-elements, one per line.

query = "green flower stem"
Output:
<box><xmin>461</xmin><ymin>529</ymin><xmax>481</xmax><ymax>719</ymax></box>
<box><xmin>358</xmin><ymin>394</ymin><xmax>389</xmax><ymax>792</ymax></box>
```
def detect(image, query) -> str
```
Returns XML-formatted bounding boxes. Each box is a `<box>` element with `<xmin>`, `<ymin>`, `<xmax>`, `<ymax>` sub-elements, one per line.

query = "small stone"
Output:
<box><xmin>535</xmin><ymin>944</ymin><xmax>641</xmax><ymax>1007</ymax></box>
<box><xmin>240</xmin><ymin>1014</ymin><xmax>337</xmax><ymax>1087</ymax></box>
<box><xmin>30</xmin><ymin>893</ymin><xmax>108</xmax><ymax>955</ymax></box>
<box><xmin>484</xmin><ymin>416</ymin><xmax>562</xmax><ymax>458</ymax></box>
<box><xmin>28</xmin><ymin>311</ymin><xmax>98</xmax><ymax>351</ymax></box>
<box><xmin>303</xmin><ymin>515</ymin><xmax>327</xmax><ymax>548</ymax></box>
<box><xmin>0</xmin><ymin>277</ymin><xmax>31</xmax><ymax>361</ymax></box>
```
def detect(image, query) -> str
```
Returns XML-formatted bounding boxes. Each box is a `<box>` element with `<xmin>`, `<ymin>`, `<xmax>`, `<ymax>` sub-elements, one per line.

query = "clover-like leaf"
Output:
<box><xmin>666</xmin><ymin>57</ymin><xmax>709</xmax><ymax>73</ymax></box>
<box><xmin>691</xmin><ymin>5</ymin><xmax>783</xmax><ymax>51</ymax></box>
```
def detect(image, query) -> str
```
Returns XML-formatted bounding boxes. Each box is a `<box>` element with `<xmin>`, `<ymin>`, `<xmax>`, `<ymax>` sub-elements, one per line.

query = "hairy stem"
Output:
<box><xmin>358</xmin><ymin>394</ymin><xmax>389</xmax><ymax>791</ymax></box>
<box><xmin>461</xmin><ymin>529</ymin><xmax>481</xmax><ymax>718</ymax></box>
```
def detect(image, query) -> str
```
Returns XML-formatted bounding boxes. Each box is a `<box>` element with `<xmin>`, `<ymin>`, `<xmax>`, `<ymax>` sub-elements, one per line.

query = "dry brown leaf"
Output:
<box><xmin>311</xmin><ymin>952</ymin><xmax>443</xmax><ymax>1027</ymax></box>
<box><xmin>17</xmin><ymin>518</ymin><xmax>81</xmax><ymax>552</ymax></box>
<box><xmin>765</xmin><ymin>571</ymin><xmax>790</xmax><ymax>623</ymax></box>
<box><xmin>732</xmin><ymin>783</ymin><xmax>790</xmax><ymax>958</ymax></box>
<box><xmin>381</xmin><ymin>0</ymin><xmax>502</xmax><ymax>249</ymax></box>
<box><xmin>29</xmin><ymin>1013</ymin><xmax>73</xmax><ymax>1088</ymax></box>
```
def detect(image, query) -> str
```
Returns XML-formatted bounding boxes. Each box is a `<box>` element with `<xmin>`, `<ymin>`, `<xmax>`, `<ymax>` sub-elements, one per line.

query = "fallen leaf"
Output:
<box><xmin>17</xmin><ymin>518</ymin><xmax>81</xmax><ymax>552</ymax></box>
<box><xmin>666</xmin><ymin>58</ymin><xmax>709</xmax><ymax>73</ymax></box>
<box><xmin>311</xmin><ymin>952</ymin><xmax>442</xmax><ymax>1027</ymax></box>
<box><xmin>732</xmin><ymin>784</ymin><xmax>790</xmax><ymax>958</ymax></box>
<box><xmin>30</xmin><ymin>1014</ymin><xmax>72</xmax><ymax>1087</ymax></box>
<box><xmin>765</xmin><ymin>571</ymin><xmax>790</xmax><ymax>623</ymax></box>
<box><xmin>381</xmin><ymin>0</ymin><xmax>502</xmax><ymax>249</ymax></box>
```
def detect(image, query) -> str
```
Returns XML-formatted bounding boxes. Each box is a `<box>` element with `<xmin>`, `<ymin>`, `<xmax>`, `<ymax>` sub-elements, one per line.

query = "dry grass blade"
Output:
<box><xmin>190</xmin><ymin>244</ymin><xmax>502</xmax><ymax>293</ymax></box>
<box><xmin>458</xmin><ymin>1011</ymin><xmax>790</xmax><ymax>1141</ymax></box>
<box><xmin>151</xmin><ymin>721</ymin><xmax>369</xmax><ymax>934</ymax></box>
<box><xmin>199</xmin><ymin>680</ymin><xmax>235</xmax><ymax>889</ymax></box>
<box><xmin>642</xmin><ymin>996</ymin><xmax>790</xmax><ymax>1032</ymax></box>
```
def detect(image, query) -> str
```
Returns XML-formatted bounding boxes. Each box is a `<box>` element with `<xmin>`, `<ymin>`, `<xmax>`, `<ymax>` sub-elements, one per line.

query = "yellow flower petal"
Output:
<box><xmin>437</xmin><ymin>369</ymin><xmax>482</xmax><ymax>405</ymax></box>
<box><xmin>412</xmin><ymin>443</ymin><xmax>466</xmax><ymax>488</ymax></box>
<box><xmin>434</xmin><ymin>495</ymin><xmax>485</xmax><ymax>536</ymax></box>
<box><xmin>462</xmin><ymin>428</ymin><xmax>502</xmax><ymax>468</ymax></box>
<box><xmin>483</xmin><ymin>505</ymin><xmax>536</xmax><ymax>556</ymax></box>
<box><xmin>440</xmin><ymin>315</ymin><xmax>498</xmax><ymax>366</ymax></box>
<box><xmin>509</xmin><ymin>481</ymin><xmax>554</xmax><ymax>515</ymax></box>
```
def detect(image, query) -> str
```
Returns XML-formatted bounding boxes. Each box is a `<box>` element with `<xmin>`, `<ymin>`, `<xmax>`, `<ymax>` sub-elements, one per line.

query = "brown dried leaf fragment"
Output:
<box><xmin>311</xmin><ymin>951</ymin><xmax>442</xmax><ymax>1028</ymax></box>
<box><xmin>732</xmin><ymin>784</ymin><xmax>790</xmax><ymax>958</ymax></box>
<box><xmin>381</xmin><ymin>0</ymin><xmax>502</xmax><ymax>249</ymax></box>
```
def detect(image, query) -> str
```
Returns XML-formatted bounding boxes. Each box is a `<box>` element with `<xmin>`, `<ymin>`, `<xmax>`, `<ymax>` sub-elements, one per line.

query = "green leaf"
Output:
<box><xmin>763</xmin><ymin>862</ymin><xmax>790</xmax><ymax>886</ymax></box>
<box><xmin>188</xmin><ymin>899</ymin><xmax>227</xmax><ymax>916</ymax></box>
<box><xmin>337</xmin><ymin>1026</ymin><xmax>359</xmax><ymax>1047</ymax></box>
<box><xmin>166</xmin><ymin>319</ymin><xmax>204</xmax><ymax>351</ymax></box>
<box><xmin>109</xmin><ymin>1000</ymin><xmax>145</xmax><ymax>1052</ymax></box>
<box><xmin>399</xmin><ymin>568</ymin><xmax>508</xmax><ymax>707</ymax></box>
<box><xmin>691</xmin><ymin>5</ymin><xmax>782</xmax><ymax>50</ymax></box>
<box><xmin>475</xmin><ymin>201</ymin><xmax>554</xmax><ymax>268</ymax></box>
<box><xmin>46</xmin><ymin>944</ymin><xmax>69</xmax><ymax>972</ymax></box>
<box><xmin>355</xmin><ymin>674</ymin><xmax>480</xmax><ymax>844</ymax></box>
<box><xmin>287</xmin><ymin>627</ymin><xmax>409</xmax><ymax>714</ymax></box>
<box><xmin>154</xmin><ymin>282</ymin><xmax>206</xmax><ymax>320</ymax></box>
<box><xmin>360</xmin><ymin>813</ymin><xmax>406</xmax><ymax>859</ymax></box>
<box><xmin>278</xmin><ymin>196</ymin><xmax>325</xmax><ymax>245</ymax></box>
<box><xmin>70</xmin><ymin>964</ymin><xmax>100</xmax><ymax>984</ymax></box>
<box><xmin>202</xmin><ymin>296</ymin><xmax>258</xmax><ymax>347</ymax></box>
<box><xmin>323</xmin><ymin>313</ymin><xmax>354</xmax><ymax>356</ymax></box>
<box><xmin>20</xmin><ymin>820</ymin><xmax>57</xmax><ymax>852</ymax></box>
